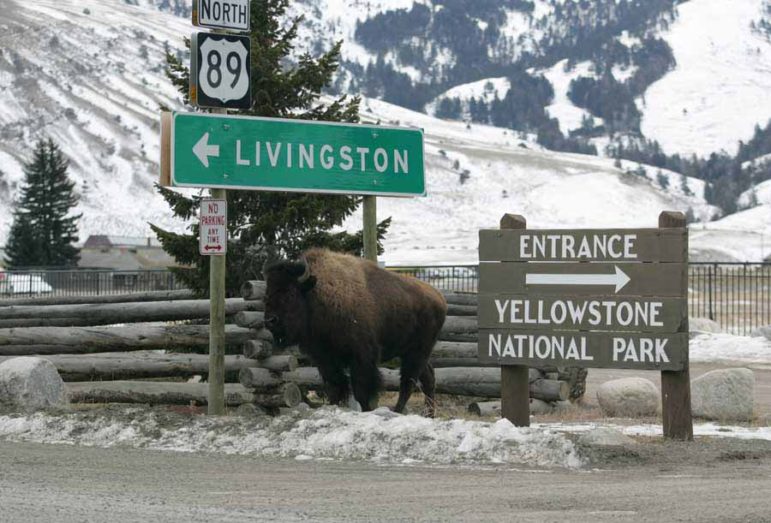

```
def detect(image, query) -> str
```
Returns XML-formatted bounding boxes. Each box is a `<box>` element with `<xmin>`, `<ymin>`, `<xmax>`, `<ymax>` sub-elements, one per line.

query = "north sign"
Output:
<box><xmin>191</xmin><ymin>33</ymin><xmax>251</xmax><ymax>110</ymax></box>
<box><xmin>193</xmin><ymin>0</ymin><xmax>250</xmax><ymax>32</ymax></box>
<box><xmin>167</xmin><ymin>112</ymin><xmax>426</xmax><ymax>196</ymax></box>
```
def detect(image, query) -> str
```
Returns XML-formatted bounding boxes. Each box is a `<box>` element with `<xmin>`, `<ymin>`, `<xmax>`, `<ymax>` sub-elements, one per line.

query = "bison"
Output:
<box><xmin>263</xmin><ymin>248</ymin><xmax>447</xmax><ymax>416</ymax></box>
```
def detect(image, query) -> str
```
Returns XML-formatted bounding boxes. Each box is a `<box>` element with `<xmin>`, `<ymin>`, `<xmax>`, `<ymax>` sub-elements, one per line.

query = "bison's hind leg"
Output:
<box><xmin>393</xmin><ymin>349</ymin><xmax>431</xmax><ymax>414</ymax></box>
<box><xmin>350</xmin><ymin>352</ymin><xmax>382</xmax><ymax>412</ymax></box>
<box><xmin>419</xmin><ymin>362</ymin><xmax>436</xmax><ymax>418</ymax></box>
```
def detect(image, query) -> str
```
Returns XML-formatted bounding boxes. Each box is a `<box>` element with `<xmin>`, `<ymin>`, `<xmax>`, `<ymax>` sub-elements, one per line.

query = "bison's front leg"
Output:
<box><xmin>350</xmin><ymin>352</ymin><xmax>383</xmax><ymax>412</ymax></box>
<box><xmin>316</xmin><ymin>359</ymin><xmax>350</xmax><ymax>406</ymax></box>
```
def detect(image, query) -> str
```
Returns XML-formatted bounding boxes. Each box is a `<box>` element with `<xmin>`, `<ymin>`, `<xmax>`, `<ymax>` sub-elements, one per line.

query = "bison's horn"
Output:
<box><xmin>296</xmin><ymin>257</ymin><xmax>311</xmax><ymax>283</ymax></box>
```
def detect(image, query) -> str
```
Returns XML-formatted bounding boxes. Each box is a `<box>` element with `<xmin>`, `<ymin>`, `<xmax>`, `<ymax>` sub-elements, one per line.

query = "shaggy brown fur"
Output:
<box><xmin>263</xmin><ymin>248</ymin><xmax>447</xmax><ymax>415</ymax></box>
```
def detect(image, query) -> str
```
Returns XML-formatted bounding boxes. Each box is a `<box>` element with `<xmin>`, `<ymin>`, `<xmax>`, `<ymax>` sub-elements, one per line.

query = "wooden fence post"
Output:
<box><xmin>208</xmin><ymin>187</ymin><xmax>227</xmax><ymax>416</ymax></box>
<box><xmin>363</xmin><ymin>195</ymin><xmax>378</xmax><ymax>263</ymax></box>
<box><xmin>498</xmin><ymin>213</ymin><xmax>530</xmax><ymax>427</ymax></box>
<box><xmin>660</xmin><ymin>210</ymin><xmax>693</xmax><ymax>440</ymax></box>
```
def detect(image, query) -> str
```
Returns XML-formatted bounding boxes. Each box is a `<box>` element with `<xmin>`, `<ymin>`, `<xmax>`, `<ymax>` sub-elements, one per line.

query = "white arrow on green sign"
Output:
<box><xmin>169</xmin><ymin>112</ymin><xmax>426</xmax><ymax>196</ymax></box>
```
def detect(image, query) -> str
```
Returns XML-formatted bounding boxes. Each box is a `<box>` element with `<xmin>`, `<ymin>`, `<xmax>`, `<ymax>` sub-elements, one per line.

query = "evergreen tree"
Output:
<box><xmin>4</xmin><ymin>138</ymin><xmax>81</xmax><ymax>268</ymax></box>
<box><xmin>679</xmin><ymin>173</ymin><xmax>693</xmax><ymax>196</ymax></box>
<box><xmin>656</xmin><ymin>170</ymin><xmax>670</xmax><ymax>189</ymax></box>
<box><xmin>152</xmin><ymin>0</ymin><xmax>390</xmax><ymax>296</ymax></box>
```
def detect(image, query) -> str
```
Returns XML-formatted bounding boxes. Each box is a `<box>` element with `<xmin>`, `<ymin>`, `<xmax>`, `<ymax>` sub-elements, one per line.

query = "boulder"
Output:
<box><xmin>0</xmin><ymin>357</ymin><xmax>67</xmax><ymax>411</ymax></box>
<box><xmin>596</xmin><ymin>378</ymin><xmax>659</xmax><ymax>418</ymax></box>
<box><xmin>751</xmin><ymin>325</ymin><xmax>771</xmax><ymax>340</ymax></box>
<box><xmin>690</xmin><ymin>317</ymin><xmax>723</xmax><ymax>336</ymax></box>
<box><xmin>235</xmin><ymin>403</ymin><xmax>268</xmax><ymax>418</ymax></box>
<box><xmin>529</xmin><ymin>398</ymin><xmax>554</xmax><ymax>415</ymax></box>
<box><xmin>578</xmin><ymin>427</ymin><xmax>637</xmax><ymax>447</ymax></box>
<box><xmin>691</xmin><ymin>368</ymin><xmax>754</xmax><ymax>421</ymax></box>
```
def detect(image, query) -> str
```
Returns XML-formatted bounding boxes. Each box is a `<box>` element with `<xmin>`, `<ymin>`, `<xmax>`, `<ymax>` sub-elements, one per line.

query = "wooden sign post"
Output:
<box><xmin>479</xmin><ymin>212</ymin><xmax>693</xmax><ymax>440</ymax></box>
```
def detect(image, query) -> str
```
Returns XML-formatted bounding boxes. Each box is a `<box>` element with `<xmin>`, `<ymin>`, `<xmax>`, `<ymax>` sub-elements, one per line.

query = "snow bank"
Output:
<box><xmin>690</xmin><ymin>333</ymin><xmax>771</xmax><ymax>364</ymax></box>
<box><xmin>0</xmin><ymin>407</ymin><xmax>583</xmax><ymax>469</ymax></box>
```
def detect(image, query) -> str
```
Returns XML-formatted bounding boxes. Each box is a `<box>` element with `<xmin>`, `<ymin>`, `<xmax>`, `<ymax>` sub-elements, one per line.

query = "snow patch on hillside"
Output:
<box><xmin>690</xmin><ymin>205</ymin><xmax>771</xmax><ymax>262</ymax></box>
<box><xmin>540</xmin><ymin>60</ymin><xmax>601</xmax><ymax>134</ymax></box>
<box><xmin>640</xmin><ymin>0</ymin><xmax>771</xmax><ymax>156</ymax></box>
<box><xmin>427</xmin><ymin>77</ymin><xmax>510</xmax><ymax>117</ymax></box>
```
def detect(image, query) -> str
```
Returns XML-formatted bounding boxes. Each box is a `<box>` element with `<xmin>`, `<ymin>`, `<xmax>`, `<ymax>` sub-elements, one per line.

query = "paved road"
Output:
<box><xmin>2</xmin><ymin>441</ymin><xmax>771</xmax><ymax>522</ymax></box>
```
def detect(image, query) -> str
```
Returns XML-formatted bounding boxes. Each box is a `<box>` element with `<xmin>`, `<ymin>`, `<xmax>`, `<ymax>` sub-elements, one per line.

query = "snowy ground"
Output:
<box><xmin>547</xmin><ymin>421</ymin><xmax>771</xmax><ymax>441</ymax></box>
<box><xmin>0</xmin><ymin>403</ymin><xmax>769</xmax><ymax>472</ymax></box>
<box><xmin>0</xmin><ymin>406</ymin><xmax>583</xmax><ymax>469</ymax></box>
<box><xmin>690</xmin><ymin>333</ymin><xmax>771</xmax><ymax>364</ymax></box>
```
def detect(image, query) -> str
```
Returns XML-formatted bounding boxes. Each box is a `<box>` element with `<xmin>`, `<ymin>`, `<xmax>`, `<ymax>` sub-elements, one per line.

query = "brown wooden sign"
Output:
<box><xmin>478</xmin><ymin>295</ymin><xmax>686</xmax><ymax>333</ymax></box>
<box><xmin>479</xmin><ymin>228</ymin><xmax>686</xmax><ymax>262</ymax></box>
<box><xmin>478</xmin><ymin>224</ymin><xmax>688</xmax><ymax>372</ymax></box>
<box><xmin>479</xmin><ymin>262</ymin><xmax>686</xmax><ymax>297</ymax></box>
<box><xmin>479</xmin><ymin>329</ymin><xmax>687</xmax><ymax>371</ymax></box>
<box><xmin>483</xmin><ymin>212</ymin><xmax>692</xmax><ymax>440</ymax></box>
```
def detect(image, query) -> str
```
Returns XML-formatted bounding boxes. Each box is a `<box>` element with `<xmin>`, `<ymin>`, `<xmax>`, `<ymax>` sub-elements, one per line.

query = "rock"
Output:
<box><xmin>235</xmin><ymin>403</ymin><xmax>267</xmax><ymax>417</ymax></box>
<box><xmin>552</xmin><ymin>400</ymin><xmax>573</xmax><ymax>413</ymax></box>
<box><xmin>347</xmin><ymin>395</ymin><xmax>362</xmax><ymax>412</ymax></box>
<box><xmin>751</xmin><ymin>325</ymin><xmax>771</xmax><ymax>340</ymax></box>
<box><xmin>578</xmin><ymin>427</ymin><xmax>636</xmax><ymax>447</ymax></box>
<box><xmin>690</xmin><ymin>317</ymin><xmax>723</xmax><ymax>336</ymax></box>
<box><xmin>691</xmin><ymin>368</ymin><xmax>754</xmax><ymax>421</ymax></box>
<box><xmin>596</xmin><ymin>378</ymin><xmax>659</xmax><ymax>418</ymax></box>
<box><xmin>529</xmin><ymin>398</ymin><xmax>553</xmax><ymax>415</ymax></box>
<box><xmin>0</xmin><ymin>357</ymin><xmax>67</xmax><ymax>411</ymax></box>
<box><xmin>372</xmin><ymin>406</ymin><xmax>400</xmax><ymax>419</ymax></box>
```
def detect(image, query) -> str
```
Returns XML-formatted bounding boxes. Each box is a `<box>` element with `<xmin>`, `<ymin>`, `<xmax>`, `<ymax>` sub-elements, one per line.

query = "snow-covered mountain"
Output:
<box><xmin>640</xmin><ymin>0</ymin><xmax>771</xmax><ymax>157</ymax></box>
<box><xmin>0</xmin><ymin>0</ymin><xmax>767</xmax><ymax>265</ymax></box>
<box><xmin>0</xmin><ymin>0</ymin><xmax>190</xmax><ymax>240</ymax></box>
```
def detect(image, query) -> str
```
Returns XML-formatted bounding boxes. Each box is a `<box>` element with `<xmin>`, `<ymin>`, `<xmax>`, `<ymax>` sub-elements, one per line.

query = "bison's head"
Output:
<box><xmin>263</xmin><ymin>257</ymin><xmax>317</xmax><ymax>347</ymax></box>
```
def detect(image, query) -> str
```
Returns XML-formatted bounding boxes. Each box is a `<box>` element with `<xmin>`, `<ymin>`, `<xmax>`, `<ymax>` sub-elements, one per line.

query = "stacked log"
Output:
<box><xmin>67</xmin><ymin>381</ymin><xmax>255</xmax><ymax>406</ymax></box>
<box><xmin>0</xmin><ymin>281</ymin><xmax>585</xmax><ymax>410</ymax></box>
<box><xmin>0</xmin><ymin>298</ymin><xmax>260</xmax><ymax>328</ymax></box>
<box><xmin>234</xmin><ymin>281</ymin><xmax>302</xmax><ymax>409</ymax></box>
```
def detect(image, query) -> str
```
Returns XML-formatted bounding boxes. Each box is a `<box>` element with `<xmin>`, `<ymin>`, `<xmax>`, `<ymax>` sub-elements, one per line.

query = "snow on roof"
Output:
<box><xmin>82</xmin><ymin>235</ymin><xmax>162</xmax><ymax>249</ymax></box>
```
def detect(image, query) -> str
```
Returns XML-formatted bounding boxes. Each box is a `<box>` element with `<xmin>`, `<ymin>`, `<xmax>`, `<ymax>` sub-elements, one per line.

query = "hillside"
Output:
<box><xmin>0</xmin><ymin>0</ymin><xmax>766</xmax><ymax>266</ymax></box>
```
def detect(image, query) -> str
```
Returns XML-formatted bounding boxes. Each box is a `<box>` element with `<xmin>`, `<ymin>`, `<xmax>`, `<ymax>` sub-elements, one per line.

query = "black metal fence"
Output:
<box><xmin>688</xmin><ymin>263</ymin><xmax>771</xmax><ymax>336</ymax></box>
<box><xmin>0</xmin><ymin>270</ymin><xmax>181</xmax><ymax>298</ymax></box>
<box><xmin>3</xmin><ymin>264</ymin><xmax>771</xmax><ymax>335</ymax></box>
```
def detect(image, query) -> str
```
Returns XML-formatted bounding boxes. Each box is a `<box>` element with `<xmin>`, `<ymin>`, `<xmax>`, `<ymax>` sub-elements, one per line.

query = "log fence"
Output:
<box><xmin>0</xmin><ymin>282</ymin><xmax>584</xmax><ymax>412</ymax></box>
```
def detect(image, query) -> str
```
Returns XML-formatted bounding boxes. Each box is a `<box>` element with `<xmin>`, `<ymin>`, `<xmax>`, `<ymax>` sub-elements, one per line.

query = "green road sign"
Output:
<box><xmin>169</xmin><ymin>112</ymin><xmax>426</xmax><ymax>196</ymax></box>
